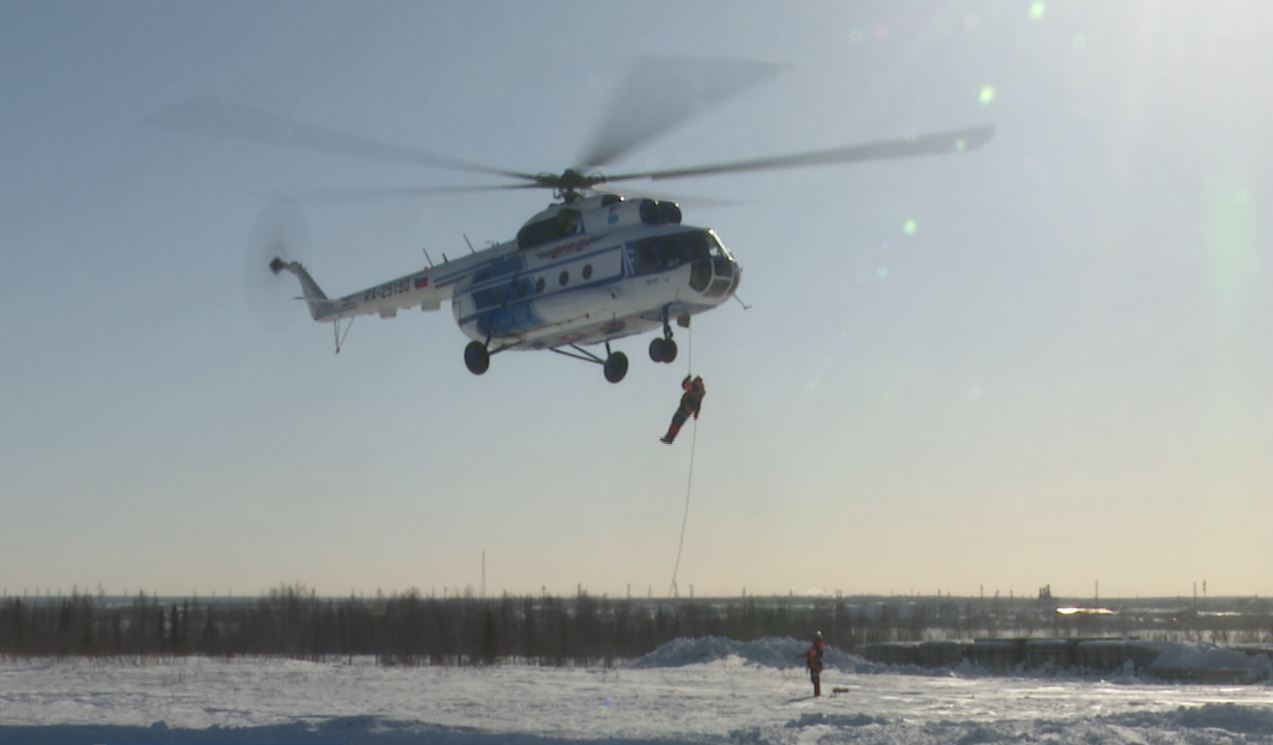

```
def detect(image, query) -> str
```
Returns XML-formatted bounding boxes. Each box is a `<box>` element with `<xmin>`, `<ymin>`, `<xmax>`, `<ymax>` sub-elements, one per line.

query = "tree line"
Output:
<box><xmin>2</xmin><ymin>585</ymin><xmax>1268</xmax><ymax>664</ymax></box>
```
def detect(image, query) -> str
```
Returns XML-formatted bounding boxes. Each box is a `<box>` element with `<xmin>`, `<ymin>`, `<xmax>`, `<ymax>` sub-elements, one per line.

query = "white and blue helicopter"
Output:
<box><xmin>154</xmin><ymin>60</ymin><xmax>991</xmax><ymax>382</ymax></box>
<box><xmin>268</xmin><ymin>190</ymin><xmax>740</xmax><ymax>382</ymax></box>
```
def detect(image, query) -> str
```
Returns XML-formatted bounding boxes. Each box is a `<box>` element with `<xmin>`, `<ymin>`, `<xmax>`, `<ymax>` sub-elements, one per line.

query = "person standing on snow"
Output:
<box><xmin>803</xmin><ymin>631</ymin><xmax>826</xmax><ymax>697</ymax></box>
<box><xmin>660</xmin><ymin>375</ymin><xmax>705</xmax><ymax>444</ymax></box>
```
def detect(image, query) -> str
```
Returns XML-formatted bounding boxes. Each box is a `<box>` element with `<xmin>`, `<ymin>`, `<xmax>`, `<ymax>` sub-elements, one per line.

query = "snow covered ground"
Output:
<box><xmin>1</xmin><ymin>637</ymin><xmax>1271</xmax><ymax>744</ymax></box>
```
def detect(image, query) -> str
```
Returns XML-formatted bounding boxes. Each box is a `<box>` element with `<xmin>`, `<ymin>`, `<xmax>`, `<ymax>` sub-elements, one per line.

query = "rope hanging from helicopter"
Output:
<box><xmin>669</xmin><ymin>322</ymin><xmax>697</xmax><ymax>598</ymax></box>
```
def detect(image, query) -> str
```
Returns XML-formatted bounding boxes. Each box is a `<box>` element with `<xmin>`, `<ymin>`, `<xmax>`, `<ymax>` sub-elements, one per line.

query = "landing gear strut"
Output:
<box><xmin>648</xmin><ymin>310</ymin><xmax>679</xmax><ymax>364</ymax></box>
<box><xmin>550</xmin><ymin>342</ymin><xmax>629</xmax><ymax>383</ymax></box>
<box><xmin>465</xmin><ymin>335</ymin><xmax>522</xmax><ymax>376</ymax></box>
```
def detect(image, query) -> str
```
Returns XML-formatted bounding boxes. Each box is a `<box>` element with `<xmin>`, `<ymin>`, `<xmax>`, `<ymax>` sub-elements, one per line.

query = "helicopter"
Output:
<box><xmin>152</xmin><ymin>59</ymin><xmax>992</xmax><ymax>383</ymax></box>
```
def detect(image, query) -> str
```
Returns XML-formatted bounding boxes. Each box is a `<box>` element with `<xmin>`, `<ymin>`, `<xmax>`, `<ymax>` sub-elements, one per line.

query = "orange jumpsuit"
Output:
<box><xmin>660</xmin><ymin>376</ymin><xmax>705</xmax><ymax>444</ymax></box>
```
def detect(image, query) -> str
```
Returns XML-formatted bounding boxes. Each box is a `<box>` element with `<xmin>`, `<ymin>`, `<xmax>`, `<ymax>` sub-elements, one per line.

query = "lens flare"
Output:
<box><xmin>979</xmin><ymin>86</ymin><xmax>996</xmax><ymax>105</ymax></box>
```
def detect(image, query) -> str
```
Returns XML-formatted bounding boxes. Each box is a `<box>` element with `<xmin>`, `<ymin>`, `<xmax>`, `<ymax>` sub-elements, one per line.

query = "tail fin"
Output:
<box><xmin>270</xmin><ymin>257</ymin><xmax>330</xmax><ymax>320</ymax></box>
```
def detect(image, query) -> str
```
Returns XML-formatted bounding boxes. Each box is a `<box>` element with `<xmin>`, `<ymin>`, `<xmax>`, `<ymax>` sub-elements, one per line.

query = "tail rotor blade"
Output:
<box><xmin>245</xmin><ymin>197</ymin><xmax>311</xmax><ymax>328</ymax></box>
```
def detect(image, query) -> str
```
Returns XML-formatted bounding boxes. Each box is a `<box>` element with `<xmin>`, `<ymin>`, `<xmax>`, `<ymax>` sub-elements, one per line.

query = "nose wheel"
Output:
<box><xmin>649</xmin><ymin>309</ymin><xmax>679</xmax><ymax>363</ymax></box>
<box><xmin>649</xmin><ymin>337</ymin><xmax>678</xmax><ymax>363</ymax></box>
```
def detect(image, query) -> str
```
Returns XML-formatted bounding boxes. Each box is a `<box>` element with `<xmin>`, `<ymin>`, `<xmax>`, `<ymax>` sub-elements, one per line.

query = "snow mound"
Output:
<box><xmin>1174</xmin><ymin>704</ymin><xmax>1273</xmax><ymax>735</ymax></box>
<box><xmin>1149</xmin><ymin>641</ymin><xmax>1272</xmax><ymax>676</ymax></box>
<box><xmin>1111</xmin><ymin>704</ymin><xmax>1273</xmax><ymax>736</ymax></box>
<box><xmin>628</xmin><ymin>635</ymin><xmax>871</xmax><ymax>671</ymax></box>
<box><xmin>785</xmin><ymin>712</ymin><xmax>888</xmax><ymax>729</ymax></box>
<box><xmin>629</xmin><ymin>635</ymin><xmax>801</xmax><ymax>668</ymax></box>
<box><xmin>0</xmin><ymin>719</ymin><xmax>676</xmax><ymax>745</ymax></box>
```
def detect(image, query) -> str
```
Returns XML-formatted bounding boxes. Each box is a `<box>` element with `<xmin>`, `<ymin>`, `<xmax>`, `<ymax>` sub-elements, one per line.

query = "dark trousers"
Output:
<box><xmin>662</xmin><ymin>406</ymin><xmax>692</xmax><ymax>443</ymax></box>
<box><xmin>810</xmin><ymin>671</ymin><xmax>821</xmax><ymax>697</ymax></box>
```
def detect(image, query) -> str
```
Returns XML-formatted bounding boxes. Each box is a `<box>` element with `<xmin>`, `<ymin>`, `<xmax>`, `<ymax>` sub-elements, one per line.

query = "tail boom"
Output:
<box><xmin>270</xmin><ymin>257</ymin><xmax>449</xmax><ymax>323</ymax></box>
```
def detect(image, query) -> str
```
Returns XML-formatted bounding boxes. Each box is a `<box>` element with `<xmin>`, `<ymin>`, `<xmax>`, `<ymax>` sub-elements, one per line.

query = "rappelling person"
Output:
<box><xmin>803</xmin><ymin>631</ymin><xmax>826</xmax><ymax>697</ymax></box>
<box><xmin>660</xmin><ymin>375</ymin><xmax>705</xmax><ymax>444</ymax></box>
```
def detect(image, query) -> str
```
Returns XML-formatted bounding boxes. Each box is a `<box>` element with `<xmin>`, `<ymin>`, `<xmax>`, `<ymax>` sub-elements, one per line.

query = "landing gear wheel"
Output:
<box><xmin>649</xmin><ymin>337</ymin><xmax>679</xmax><ymax>364</ymax></box>
<box><xmin>464</xmin><ymin>341</ymin><xmax>490</xmax><ymax>375</ymax></box>
<box><xmin>661</xmin><ymin>339</ymin><xmax>678</xmax><ymax>364</ymax></box>
<box><xmin>603</xmin><ymin>351</ymin><xmax>629</xmax><ymax>383</ymax></box>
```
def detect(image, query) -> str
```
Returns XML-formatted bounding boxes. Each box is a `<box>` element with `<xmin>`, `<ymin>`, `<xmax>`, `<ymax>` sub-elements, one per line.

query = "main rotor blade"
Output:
<box><xmin>577</xmin><ymin>56</ymin><xmax>784</xmax><ymax>171</ymax></box>
<box><xmin>602</xmin><ymin>125</ymin><xmax>995</xmax><ymax>183</ymax></box>
<box><xmin>279</xmin><ymin>182</ymin><xmax>541</xmax><ymax>204</ymax></box>
<box><xmin>148</xmin><ymin>97</ymin><xmax>539</xmax><ymax>181</ymax></box>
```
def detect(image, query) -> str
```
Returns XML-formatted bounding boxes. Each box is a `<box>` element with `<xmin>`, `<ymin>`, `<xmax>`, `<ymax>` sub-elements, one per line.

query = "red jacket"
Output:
<box><xmin>680</xmin><ymin>376</ymin><xmax>705</xmax><ymax>418</ymax></box>
<box><xmin>805</xmin><ymin>640</ymin><xmax>825</xmax><ymax>673</ymax></box>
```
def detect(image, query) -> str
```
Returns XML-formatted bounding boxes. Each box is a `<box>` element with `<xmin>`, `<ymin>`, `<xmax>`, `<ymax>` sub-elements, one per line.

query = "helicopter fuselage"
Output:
<box><xmin>286</xmin><ymin>194</ymin><xmax>740</xmax><ymax>369</ymax></box>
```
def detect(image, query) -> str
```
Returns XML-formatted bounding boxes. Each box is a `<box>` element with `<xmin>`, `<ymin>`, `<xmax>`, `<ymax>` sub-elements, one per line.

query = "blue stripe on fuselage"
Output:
<box><xmin>460</xmin><ymin>273</ymin><xmax>630</xmax><ymax>332</ymax></box>
<box><xmin>472</xmin><ymin>298</ymin><xmax>545</xmax><ymax>338</ymax></box>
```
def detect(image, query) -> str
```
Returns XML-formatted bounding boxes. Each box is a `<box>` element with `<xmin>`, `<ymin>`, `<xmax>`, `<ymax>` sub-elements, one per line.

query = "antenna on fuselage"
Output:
<box><xmin>422</xmin><ymin>247</ymin><xmax>435</xmax><ymax>268</ymax></box>
<box><xmin>463</xmin><ymin>234</ymin><xmax>476</xmax><ymax>255</ymax></box>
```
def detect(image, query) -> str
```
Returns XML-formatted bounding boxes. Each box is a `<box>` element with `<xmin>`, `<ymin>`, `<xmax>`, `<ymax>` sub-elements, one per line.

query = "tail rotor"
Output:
<box><xmin>245</xmin><ymin>197</ymin><xmax>312</xmax><ymax>327</ymax></box>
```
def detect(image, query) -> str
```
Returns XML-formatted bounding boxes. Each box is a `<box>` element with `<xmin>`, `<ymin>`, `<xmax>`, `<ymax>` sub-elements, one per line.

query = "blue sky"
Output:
<box><xmin>2</xmin><ymin>1</ymin><xmax>1269</xmax><ymax>599</ymax></box>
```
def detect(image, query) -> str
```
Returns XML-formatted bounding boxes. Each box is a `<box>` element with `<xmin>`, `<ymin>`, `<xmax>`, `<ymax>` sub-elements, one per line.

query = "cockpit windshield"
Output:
<box><xmin>633</xmin><ymin>230</ymin><xmax>725</xmax><ymax>274</ymax></box>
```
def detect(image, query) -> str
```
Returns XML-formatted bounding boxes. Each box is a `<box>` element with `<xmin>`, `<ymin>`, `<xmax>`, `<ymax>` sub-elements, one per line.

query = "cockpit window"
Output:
<box><xmin>632</xmin><ymin>230</ymin><xmax>719</xmax><ymax>275</ymax></box>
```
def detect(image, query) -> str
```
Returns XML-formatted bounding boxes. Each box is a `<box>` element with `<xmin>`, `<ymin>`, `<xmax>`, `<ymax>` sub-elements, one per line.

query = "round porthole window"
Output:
<box><xmin>536</xmin><ymin>277</ymin><xmax>545</xmax><ymax>293</ymax></box>
<box><xmin>559</xmin><ymin>270</ymin><xmax>569</xmax><ymax>287</ymax></box>
<box><xmin>582</xmin><ymin>263</ymin><xmax>593</xmax><ymax>280</ymax></box>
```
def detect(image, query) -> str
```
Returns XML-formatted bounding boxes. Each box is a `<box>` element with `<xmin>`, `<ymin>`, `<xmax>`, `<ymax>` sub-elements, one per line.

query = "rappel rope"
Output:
<box><xmin>668</xmin><ymin>324</ymin><xmax>696</xmax><ymax>598</ymax></box>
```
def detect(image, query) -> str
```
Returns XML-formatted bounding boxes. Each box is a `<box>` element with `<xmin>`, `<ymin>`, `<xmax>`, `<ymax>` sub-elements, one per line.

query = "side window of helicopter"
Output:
<box><xmin>657</xmin><ymin>237</ymin><xmax>684</xmax><ymax>267</ymax></box>
<box><xmin>687</xmin><ymin>231</ymin><xmax>712</xmax><ymax>261</ymax></box>
<box><xmin>582</xmin><ymin>263</ymin><xmax>593</xmax><ymax>280</ymax></box>
<box><xmin>536</xmin><ymin>277</ymin><xmax>546</xmax><ymax>293</ymax></box>
<box><xmin>559</xmin><ymin>270</ymin><xmax>569</xmax><ymax>287</ymax></box>
<box><xmin>635</xmin><ymin>240</ymin><xmax>659</xmax><ymax>274</ymax></box>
